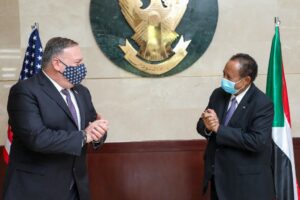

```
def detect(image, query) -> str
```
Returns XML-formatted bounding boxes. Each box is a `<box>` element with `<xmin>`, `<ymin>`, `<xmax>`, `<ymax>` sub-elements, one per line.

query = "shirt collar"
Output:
<box><xmin>42</xmin><ymin>70</ymin><xmax>65</xmax><ymax>93</ymax></box>
<box><xmin>231</xmin><ymin>84</ymin><xmax>251</xmax><ymax>104</ymax></box>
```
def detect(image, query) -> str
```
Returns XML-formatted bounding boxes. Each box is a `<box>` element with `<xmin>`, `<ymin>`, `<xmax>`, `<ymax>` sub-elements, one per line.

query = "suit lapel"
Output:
<box><xmin>37</xmin><ymin>72</ymin><xmax>78</xmax><ymax>127</ymax></box>
<box><xmin>72</xmin><ymin>87</ymin><xmax>86</xmax><ymax>130</ymax></box>
<box><xmin>227</xmin><ymin>84</ymin><xmax>256</xmax><ymax>126</ymax></box>
<box><xmin>218</xmin><ymin>92</ymin><xmax>231</xmax><ymax>124</ymax></box>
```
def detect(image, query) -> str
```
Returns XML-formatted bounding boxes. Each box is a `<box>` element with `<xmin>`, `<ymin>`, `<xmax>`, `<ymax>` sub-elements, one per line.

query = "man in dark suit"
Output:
<box><xmin>197</xmin><ymin>53</ymin><xmax>275</xmax><ymax>200</ymax></box>
<box><xmin>4</xmin><ymin>37</ymin><xmax>108</xmax><ymax>200</ymax></box>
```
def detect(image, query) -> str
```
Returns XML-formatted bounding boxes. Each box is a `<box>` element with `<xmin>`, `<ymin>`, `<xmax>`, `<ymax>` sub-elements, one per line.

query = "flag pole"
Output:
<box><xmin>31</xmin><ymin>22</ymin><xmax>39</xmax><ymax>30</ymax></box>
<box><xmin>275</xmin><ymin>17</ymin><xmax>281</xmax><ymax>27</ymax></box>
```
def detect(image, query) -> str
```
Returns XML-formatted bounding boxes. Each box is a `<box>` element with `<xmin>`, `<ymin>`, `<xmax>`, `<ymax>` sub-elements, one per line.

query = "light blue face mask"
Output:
<box><xmin>221</xmin><ymin>78</ymin><xmax>242</xmax><ymax>94</ymax></box>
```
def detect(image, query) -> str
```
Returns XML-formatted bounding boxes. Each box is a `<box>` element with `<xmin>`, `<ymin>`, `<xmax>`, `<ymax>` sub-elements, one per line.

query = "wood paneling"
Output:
<box><xmin>0</xmin><ymin>139</ymin><xmax>299</xmax><ymax>200</ymax></box>
<box><xmin>293</xmin><ymin>138</ymin><xmax>300</xmax><ymax>181</ymax></box>
<box><xmin>87</xmin><ymin>140</ymin><xmax>208</xmax><ymax>200</ymax></box>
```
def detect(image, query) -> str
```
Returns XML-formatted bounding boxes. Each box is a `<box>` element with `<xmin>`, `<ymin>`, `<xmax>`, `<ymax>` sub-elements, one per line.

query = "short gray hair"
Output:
<box><xmin>42</xmin><ymin>37</ymin><xmax>78</xmax><ymax>68</ymax></box>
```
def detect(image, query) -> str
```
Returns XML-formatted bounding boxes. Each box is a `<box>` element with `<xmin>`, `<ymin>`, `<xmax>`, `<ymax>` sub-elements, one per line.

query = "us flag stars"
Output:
<box><xmin>20</xmin><ymin>26</ymin><xmax>43</xmax><ymax>80</ymax></box>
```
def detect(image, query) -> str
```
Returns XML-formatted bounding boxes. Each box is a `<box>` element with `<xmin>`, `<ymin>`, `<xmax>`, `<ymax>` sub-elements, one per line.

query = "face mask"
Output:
<box><xmin>60</xmin><ymin>60</ymin><xmax>87</xmax><ymax>85</ymax></box>
<box><xmin>221</xmin><ymin>78</ymin><xmax>241</xmax><ymax>94</ymax></box>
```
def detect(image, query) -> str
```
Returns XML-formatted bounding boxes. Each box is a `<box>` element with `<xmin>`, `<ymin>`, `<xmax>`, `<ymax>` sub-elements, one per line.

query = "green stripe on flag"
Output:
<box><xmin>266</xmin><ymin>26</ymin><xmax>284</xmax><ymax>127</ymax></box>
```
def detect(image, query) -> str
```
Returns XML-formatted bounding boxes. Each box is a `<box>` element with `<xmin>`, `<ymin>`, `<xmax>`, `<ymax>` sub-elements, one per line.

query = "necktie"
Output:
<box><xmin>223</xmin><ymin>97</ymin><xmax>238</xmax><ymax>126</ymax></box>
<box><xmin>61</xmin><ymin>89</ymin><xmax>78</xmax><ymax>127</ymax></box>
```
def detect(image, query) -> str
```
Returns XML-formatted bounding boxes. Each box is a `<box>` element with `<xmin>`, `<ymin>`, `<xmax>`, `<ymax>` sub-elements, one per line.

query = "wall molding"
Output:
<box><xmin>87</xmin><ymin>139</ymin><xmax>207</xmax><ymax>153</ymax></box>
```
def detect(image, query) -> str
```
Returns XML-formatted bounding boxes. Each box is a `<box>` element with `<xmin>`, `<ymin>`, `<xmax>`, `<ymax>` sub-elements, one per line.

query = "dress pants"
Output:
<box><xmin>67</xmin><ymin>182</ymin><xmax>79</xmax><ymax>200</ymax></box>
<box><xmin>210</xmin><ymin>177</ymin><xmax>219</xmax><ymax>200</ymax></box>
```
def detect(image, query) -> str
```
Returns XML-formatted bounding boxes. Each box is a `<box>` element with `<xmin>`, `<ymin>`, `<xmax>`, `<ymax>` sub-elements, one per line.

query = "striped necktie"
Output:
<box><xmin>223</xmin><ymin>97</ymin><xmax>237</xmax><ymax>126</ymax></box>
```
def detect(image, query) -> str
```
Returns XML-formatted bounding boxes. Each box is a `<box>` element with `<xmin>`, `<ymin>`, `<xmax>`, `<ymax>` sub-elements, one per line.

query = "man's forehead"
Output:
<box><xmin>62</xmin><ymin>45</ymin><xmax>80</xmax><ymax>53</ymax></box>
<box><xmin>61</xmin><ymin>46</ymin><xmax>83</xmax><ymax>59</ymax></box>
<box><xmin>225</xmin><ymin>60</ymin><xmax>240</xmax><ymax>70</ymax></box>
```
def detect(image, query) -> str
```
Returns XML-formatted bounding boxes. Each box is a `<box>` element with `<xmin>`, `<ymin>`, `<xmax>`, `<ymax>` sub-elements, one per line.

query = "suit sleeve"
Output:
<box><xmin>83</xmin><ymin>87</ymin><xmax>107</xmax><ymax>150</ymax></box>
<box><xmin>92</xmin><ymin>133</ymin><xmax>107</xmax><ymax>149</ymax></box>
<box><xmin>216</xmin><ymin>100</ymin><xmax>274</xmax><ymax>152</ymax></box>
<box><xmin>8</xmin><ymin>83</ymin><xmax>83</xmax><ymax>156</ymax></box>
<box><xmin>196</xmin><ymin>91</ymin><xmax>215</xmax><ymax>139</ymax></box>
<box><xmin>197</xmin><ymin>109</ymin><xmax>210</xmax><ymax>139</ymax></box>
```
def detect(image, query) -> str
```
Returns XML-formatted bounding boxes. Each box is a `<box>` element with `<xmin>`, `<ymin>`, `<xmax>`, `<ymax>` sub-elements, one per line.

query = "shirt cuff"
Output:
<box><xmin>81</xmin><ymin>130</ymin><xmax>87</xmax><ymax>147</ymax></box>
<box><xmin>204</xmin><ymin>128</ymin><xmax>213</xmax><ymax>136</ymax></box>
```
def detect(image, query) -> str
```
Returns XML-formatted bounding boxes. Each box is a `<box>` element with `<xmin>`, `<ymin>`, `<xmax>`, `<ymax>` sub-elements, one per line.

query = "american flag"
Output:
<box><xmin>3</xmin><ymin>25</ymin><xmax>43</xmax><ymax>163</ymax></box>
<box><xmin>20</xmin><ymin>26</ymin><xmax>43</xmax><ymax>80</ymax></box>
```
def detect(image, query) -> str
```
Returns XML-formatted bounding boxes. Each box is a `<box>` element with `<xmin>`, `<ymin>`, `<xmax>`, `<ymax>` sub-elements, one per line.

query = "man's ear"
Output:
<box><xmin>52</xmin><ymin>58</ymin><xmax>63</xmax><ymax>72</ymax></box>
<box><xmin>244</xmin><ymin>76</ymin><xmax>252</xmax><ymax>85</ymax></box>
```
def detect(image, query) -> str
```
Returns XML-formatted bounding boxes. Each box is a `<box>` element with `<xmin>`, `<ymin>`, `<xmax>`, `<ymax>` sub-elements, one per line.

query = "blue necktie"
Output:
<box><xmin>223</xmin><ymin>97</ymin><xmax>237</xmax><ymax>126</ymax></box>
<box><xmin>61</xmin><ymin>89</ymin><xmax>78</xmax><ymax>127</ymax></box>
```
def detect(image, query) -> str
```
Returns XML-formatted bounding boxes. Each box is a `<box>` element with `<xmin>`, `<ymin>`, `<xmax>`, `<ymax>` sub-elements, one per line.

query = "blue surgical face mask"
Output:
<box><xmin>221</xmin><ymin>78</ymin><xmax>242</xmax><ymax>94</ymax></box>
<box><xmin>59</xmin><ymin>60</ymin><xmax>87</xmax><ymax>85</ymax></box>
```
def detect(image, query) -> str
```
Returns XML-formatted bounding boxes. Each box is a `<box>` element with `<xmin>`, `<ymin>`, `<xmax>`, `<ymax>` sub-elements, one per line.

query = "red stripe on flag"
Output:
<box><xmin>3</xmin><ymin>147</ymin><xmax>9</xmax><ymax>164</ymax></box>
<box><xmin>7</xmin><ymin>125</ymin><xmax>13</xmax><ymax>142</ymax></box>
<box><xmin>3</xmin><ymin>125</ymin><xmax>13</xmax><ymax>164</ymax></box>
<box><xmin>297</xmin><ymin>181</ymin><xmax>300</xmax><ymax>200</ymax></box>
<box><xmin>281</xmin><ymin>64</ymin><xmax>291</xmax><ymax>127</ymax></box>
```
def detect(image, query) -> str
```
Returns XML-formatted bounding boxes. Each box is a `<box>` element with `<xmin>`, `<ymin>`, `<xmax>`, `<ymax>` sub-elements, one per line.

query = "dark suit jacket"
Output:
<box><xmin>4</xmin><ymin>72</ymin><xmax>105</xmax><ymax>200</ymax></box>
<box><xmin>197</xmin><ymin>84</ymin><xmax>275</xmax><ymax>200</ymax></box>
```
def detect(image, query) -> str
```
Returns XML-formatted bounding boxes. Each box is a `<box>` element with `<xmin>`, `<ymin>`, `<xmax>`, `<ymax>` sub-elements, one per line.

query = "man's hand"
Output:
<box><xmin>201</xmin><ymin>109</ymin><xmax>220</xmax><ymax>133</ymax></box>
<box><xmin>84</xmin><ymin>114</ymin><xmax>109</xmax><ymax>143</ymax></box>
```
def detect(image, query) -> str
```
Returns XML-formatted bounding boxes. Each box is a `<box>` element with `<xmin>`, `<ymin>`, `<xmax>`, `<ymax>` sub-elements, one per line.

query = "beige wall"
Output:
<box><xmin>0</xmin><ymin>0</ymin><xmax>300</xmax><ymax>144</ymax></box>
